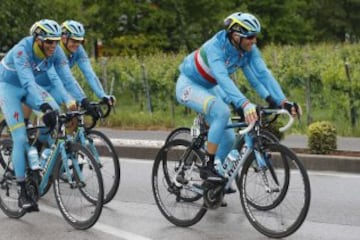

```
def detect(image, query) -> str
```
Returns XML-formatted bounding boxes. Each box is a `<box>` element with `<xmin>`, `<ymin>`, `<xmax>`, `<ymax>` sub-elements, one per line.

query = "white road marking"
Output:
<box><xmin>40</xmin><ymin>205</ymin><xmax>153</xmax><ymax>240</ymax></box>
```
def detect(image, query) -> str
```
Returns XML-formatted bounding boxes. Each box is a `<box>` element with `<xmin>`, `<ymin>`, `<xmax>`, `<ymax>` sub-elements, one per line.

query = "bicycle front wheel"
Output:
<box><xmin>238</xmin><ymin>143</ymin><xmax>311</xmax><ymax>238</ymax></box>
<box><xmin>86</xmin><ymin>129</ymin><xmax>120</xmax><ymax>204</ymax></box>
<box><xmin>152</xmin><ymin>139</ymin><xmax>207</xmax><ymax>227</ymax></box>
<box><xmin>53</xmin><ymin>142</ymin><xmax>104</xmax><ymax>230</ymax></box>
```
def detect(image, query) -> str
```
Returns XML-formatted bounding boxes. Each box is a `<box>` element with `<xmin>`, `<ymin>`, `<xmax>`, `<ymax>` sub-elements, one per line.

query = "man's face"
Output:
<box><xmin>62</xmin><ymin>36</ymin><xmax>83</xmax><ymax>53</ymax></box>
<box><xmin>37</xmin><ymin>38</ymin><xmax>59</xmax><ymax>57</ymax></box>
<box><xmin>232</xmin><ymin>32</ymin><xmax>257</xmax><ymax>52</ymax></box>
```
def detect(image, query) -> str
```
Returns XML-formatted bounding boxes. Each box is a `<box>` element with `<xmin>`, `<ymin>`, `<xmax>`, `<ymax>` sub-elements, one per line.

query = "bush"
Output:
<box><xmin>307</xmin><ymin>121</ymin><xmax>337</xmax><ymax>154</ymax></box>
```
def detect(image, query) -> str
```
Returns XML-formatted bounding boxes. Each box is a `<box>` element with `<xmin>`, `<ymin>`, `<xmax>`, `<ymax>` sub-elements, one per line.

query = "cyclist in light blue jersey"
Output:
<box><xmin>176</xmin><ymin>12</ymin><xmax>301</xmax><ymax>181</ymax></box>
<box><xmin>0</xmin><ymin>19</ymin><xmax>65</xmax><ymax>211</ymax></box>
<box><xmin>21</xmin><ymin>20</ymin><xmax>103</xmax><ymax>125</ymax></box>
<box><xmin>60</xmin><ymin>20</ymin><xmax>115</xmax><ymax>107</ymax></box>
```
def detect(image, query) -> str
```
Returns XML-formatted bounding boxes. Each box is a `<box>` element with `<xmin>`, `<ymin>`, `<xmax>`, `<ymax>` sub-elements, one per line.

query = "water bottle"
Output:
<box><xmin>27</xmin><ymin>146</ymin><xmax>41</xmax><ymax>170</ymax></box>
<box><xmin>191</xmin><ymin>116</ymin><xmax>201</xmax><ymax>138</ymax></box>
<box><xmin>40</xmin><ymin>148</ymin><xmax>52</xmax><ymax>169</ymax></box>
<box><xmin>223</xmin><ymin>149</ymin><xmax>240</xmax><ymax>177</ymax></box>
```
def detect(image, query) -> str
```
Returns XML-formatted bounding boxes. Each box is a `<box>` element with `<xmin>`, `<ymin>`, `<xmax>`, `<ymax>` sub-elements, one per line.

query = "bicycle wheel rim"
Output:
<box><xmin>53</xmin><ymin>143</ymin><xmax>104</xmax><ymax>230</ymax></box>
<box><xmin>152</xmin><ymin>139</ymin><xmax>207</xmax><ymax>227</ymax></box>
<box><xmin>239</xmin><ymin>143</ymin><xmax>311</xmax><ymax>238</ymax></box>
<box><xmin>86</xmin><ymin>129</ymin><xmax>120</xmax><ymax>204</ymax></box>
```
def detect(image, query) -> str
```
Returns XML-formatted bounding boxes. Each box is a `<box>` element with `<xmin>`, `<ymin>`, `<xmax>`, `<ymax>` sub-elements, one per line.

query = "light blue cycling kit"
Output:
<box><xmin>32</xmin><ymin>43</ymin><xmax>86</xmax><ymax>105</ymax></box>
<box><xmin>0</xmin><ymin>36</ymin><xmax>68</xmax><ymax>180</ymax></box>
<box><xmin>62</xmin><ymin>44</ymin><xmax>107</xmax><ymax>99</ymax></box>
<box><xmin>176</xmin><ymin>30</ymin><xmax>286</xmax><ymax>161</ymax></box>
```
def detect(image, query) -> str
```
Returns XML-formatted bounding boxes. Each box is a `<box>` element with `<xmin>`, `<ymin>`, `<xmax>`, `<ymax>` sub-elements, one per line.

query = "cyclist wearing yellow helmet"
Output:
<box><xmin>0</xmin><ymin>19</ymin><xmax>66</xmax><ymax>211</ymax></box>
<box><xmin>60</xmin><ymin>20</ymin><xmax>115</xmax><ymax>107</ymax></box>
<box><xmin>176</xmin><ymin>12</ymin><xmax>301</xmax><ymax>181</ymax></box>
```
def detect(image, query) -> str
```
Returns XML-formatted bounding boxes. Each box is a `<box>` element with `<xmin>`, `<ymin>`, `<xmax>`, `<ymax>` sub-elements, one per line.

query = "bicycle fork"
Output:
<box><xmin>60</xmin><ymin>142</ymin><xmax>86</xmax><ymax>188</ymax></box>
<box><xmin>246</xmin><ymin>134</ymin><xmax>281</xmax><ymax>194</ymax></box>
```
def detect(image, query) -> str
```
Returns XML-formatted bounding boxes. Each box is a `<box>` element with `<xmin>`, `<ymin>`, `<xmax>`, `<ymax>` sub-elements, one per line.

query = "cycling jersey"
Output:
<box><xmin>0</xmin><ymin>36</ymin><xmax>71</xmax><ymax>107</ymax></box>
<box><xmin>176</xmin><ymin>30</ymin><xmax>286</xmax><ymax>161</ymax></box>
<box><xmin>61</xmin><ymin>43</ymin><xmax>107</xmax><ymax>99</ymax></box>
<box><xmin>179</xmin><ymin>30</ymin><xmax>285</xmax><ymax>108</ymax></box>
<box><xmin>1</xmin><ymin>36</ymin><xmax>83</xmax><ymax>106</ymax></box>
<box><xmin>0</xmin><ymin>36</ymin><xmax>63</xmax><ymax>180</ymax></box>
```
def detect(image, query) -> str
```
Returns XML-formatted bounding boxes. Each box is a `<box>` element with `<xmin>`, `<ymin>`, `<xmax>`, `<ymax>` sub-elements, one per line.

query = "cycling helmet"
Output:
<box><xmin>61</xmin><ymin>20</ymin><xmax>85</xmax><ymax>40</ymax></box>
<box><xmin>224</xmin><ymin>12</ymin><xmax>261</xmax><ymax>37</ymax></box>
<box><xmin>30</xmin><ymin>19</ymin><xmax>61</xmax><ymax>40</ymax></box>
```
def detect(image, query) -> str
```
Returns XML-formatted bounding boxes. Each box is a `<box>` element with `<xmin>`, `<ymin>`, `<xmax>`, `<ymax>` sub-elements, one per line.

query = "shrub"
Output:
<box><xmin>307</xmin><ymin>121</ymin><xmax>337</xmax><ymax>154</ymax></box>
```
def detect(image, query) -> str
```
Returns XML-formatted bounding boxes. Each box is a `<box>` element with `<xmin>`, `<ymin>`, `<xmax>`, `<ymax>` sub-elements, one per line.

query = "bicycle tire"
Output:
<box><xmin>85</xmin><ymin>129</ymin><xmax>120</xmax><ymax>204</ymax></box>
<box><xmin>238</xmin><ymin>143</ymin><xmax>311</xmax><ymax>238</ymax></box>
<box><xmin>152</xmin><ymin>139</ymin><xmax>207</xmax><ymax>227</ymax></box>
<box><xmin>165</xmin><ymin>127</ymin><xmax>192</xmax><ymax>144</ymax></box>
<box><xmin>0</xmin><ymin>139</ymin><xmax>26</xmax><ymax>218</ymax></box>
<box><xmin>53</xmin><ymin>142</ymin><xmax>104</xmax><ymax>230</ymax></box>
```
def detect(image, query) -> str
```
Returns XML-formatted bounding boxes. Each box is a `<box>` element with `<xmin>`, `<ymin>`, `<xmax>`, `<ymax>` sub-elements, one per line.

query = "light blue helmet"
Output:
<box><xmin>30</xmin><ymin>19</ymin><xmax>61</xmax><ymax>40</ymax></box>
<box><xmin>61</xmin><ymin>20</ymin><xmax>85</xmax><ymax>41</ymax></box>
<box><xmin>224</xmin><ymin>12</ymin><xmax>261</xmax><ymax>37</ymax></box>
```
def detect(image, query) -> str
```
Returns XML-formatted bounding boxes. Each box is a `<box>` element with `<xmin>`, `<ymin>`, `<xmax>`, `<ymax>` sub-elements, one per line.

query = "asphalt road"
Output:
<box><xmin>1</xmin><ymin>158</ymin><xmax>360</xmax><ymax>240</ymax></box>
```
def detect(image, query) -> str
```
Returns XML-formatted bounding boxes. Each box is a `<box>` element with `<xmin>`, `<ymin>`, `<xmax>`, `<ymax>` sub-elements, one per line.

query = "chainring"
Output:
<box><xmin>203</xmin><ymin>182</ymin><xmax>224</xmax><ymax>209</ymax></box>
<box><xmin>26</xmin><ymin>172</ymin><xmax>41</xmax><ymax>202</ymax></box>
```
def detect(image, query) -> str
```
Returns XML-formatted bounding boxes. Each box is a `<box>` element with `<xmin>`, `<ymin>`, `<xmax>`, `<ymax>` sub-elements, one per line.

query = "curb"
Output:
<box><xmin>105</xmin><ymin>139</ymin><xmax>360</xmax><ymax>174</ymax></box>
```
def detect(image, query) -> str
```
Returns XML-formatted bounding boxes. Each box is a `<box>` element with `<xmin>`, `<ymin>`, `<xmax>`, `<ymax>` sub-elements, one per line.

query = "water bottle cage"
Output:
<box><xmin>193</xmin><ymin>134</ymin><xmax>206</xmax><ymax>150</ymax></box>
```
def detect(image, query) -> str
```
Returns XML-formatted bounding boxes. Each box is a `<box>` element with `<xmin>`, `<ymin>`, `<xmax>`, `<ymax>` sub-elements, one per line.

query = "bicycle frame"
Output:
<box><xmin>38</xmin><ymin>139</ymin><xmax>83</xmax><ymax>195</ymax></box>
<box><xmin>72</xmin><ymin>116</ymin><xmax>101</xmax><ymax>164</ymax></box>
<box><xmin>33</xmin><ymin>114</ymin><xmax>89</xmax><ymax>195</ymax></box>
<box><xmin>173</xmin><ymin>108</ymin><xmax>293</xmax><ymax>196</ymax></box>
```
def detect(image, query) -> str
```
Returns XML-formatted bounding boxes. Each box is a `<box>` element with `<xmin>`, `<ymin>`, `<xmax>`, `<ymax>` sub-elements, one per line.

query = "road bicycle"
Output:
<box><xmin>0</xmin><ymin>100</ymin><xmax>120</xmax><ymax>204</ymax></box>
<box><xmin>152</xmin><ymin>108</ymin><xmax>311</xmax><ymax>238</ymax></box>
<box><xmin>0</xmin><ymin>110</ymin><xmax>104</xmax><ymax>230</ymax></box>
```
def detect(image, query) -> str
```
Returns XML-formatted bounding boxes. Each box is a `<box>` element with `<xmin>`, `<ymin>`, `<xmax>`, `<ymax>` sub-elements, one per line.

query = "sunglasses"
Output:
<box><xmin>245</xmin><ymin>35</ymin><xmax>257</xmax><ymax>40</ymax></box>
<box><xmin>233</xmin><ymin>32</ymin><xmax>257</xmax><ymax>40</ymax></box>
<box><xmin>43</xmin><ymin>39</ymin><xmax>59</xmax><ymax>45</ymax></box>
<box><xmin>69</xmin><ymin>38</ymin><xmax>84</xmax><ymax>44</ymax></box>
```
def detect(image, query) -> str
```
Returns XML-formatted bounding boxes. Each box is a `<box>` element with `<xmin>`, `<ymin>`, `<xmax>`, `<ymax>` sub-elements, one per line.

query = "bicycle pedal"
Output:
<box><xmin>25</xmin><ymin>204</ymin><xmax>39</xmax><ymax>213</ymax></box>
<box><xmin>175</xmin><ymin>175</ymin><xmax>188</xmax><ymax>185</ymax></box>
<box><xmin>224</xmin><ymin>187</ymin><xmax>237</xmax><ymax>194</ymax></box>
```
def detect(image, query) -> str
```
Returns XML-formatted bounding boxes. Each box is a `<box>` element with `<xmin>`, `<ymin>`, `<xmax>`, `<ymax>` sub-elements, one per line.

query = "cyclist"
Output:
<box><xmin>0</xmin><ymin>19</ymin><xmax>63</xmax><ymax>211</ymax></box>
<box><xmin>60</xmin><ymin>20</ymin><xmax>115</xmax><ymax>107</ymax></box>
<box><xmin>21</xmin><ymin>20</ymin><xmax>104</xmax><ymax>128</ymax></box>
<box><xmin>175</xmin><ymin>12</ymin><xmax>301</xmax><ymax>181</ymax></box>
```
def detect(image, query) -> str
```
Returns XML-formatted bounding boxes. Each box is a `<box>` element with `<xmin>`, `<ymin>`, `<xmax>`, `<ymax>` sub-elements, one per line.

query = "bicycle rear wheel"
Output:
<box><xmin>152</xmin><ymin>139</ymin><xmax>207</xmax><ymax>227</ymax></box>
<box><xmin>53</xmin><ymin>142</ymin><xmax>104</xmax><ymax>230</ymax></box>
<box><xmin>0</xmin><ymin>139</ymin><xmax>26</xmax><ymax>218</ymax></box>
<box><xmin>238</xmin><ymin>143</ymin><xmax>311</xmax><ymax>238</ymax></box>
<box><xmin>86</xmin><ymin>129</ymin><xmax>120</xmax><ymax>204</ymax></box>
<box><xmin>165</xmin><ymin>127</ymin><xmax>192</xmax><ymax>144</ymax></box>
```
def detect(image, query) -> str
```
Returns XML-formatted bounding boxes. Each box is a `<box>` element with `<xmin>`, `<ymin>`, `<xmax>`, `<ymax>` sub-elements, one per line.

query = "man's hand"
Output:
<box><xmin>40</xmin><ymin>103</ymin><xmax>57</xmax><ymax>129</ymax></box>
<box><xmin>66</xmin><ymin>100</ymin><xmax>77</xmax><ymax>111</ymax></box>
<box><xmin>81</xmin><ymin>98</ymin><xmax>101</xmax><ymax>119</ymax></box>
<box><xmin>241</xmin><ymin>101</ymin><xmax>258</xmax><ymax>123</ymax></box>
<box><xmin>102</xmin><ymin>95</ymin><xmax>116</xmax><ymax>106</ymax></box>
<box><xmin>282</xmin><ymin>100</ymin><xmax>302</xmax><ymax>118</ymax></box>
